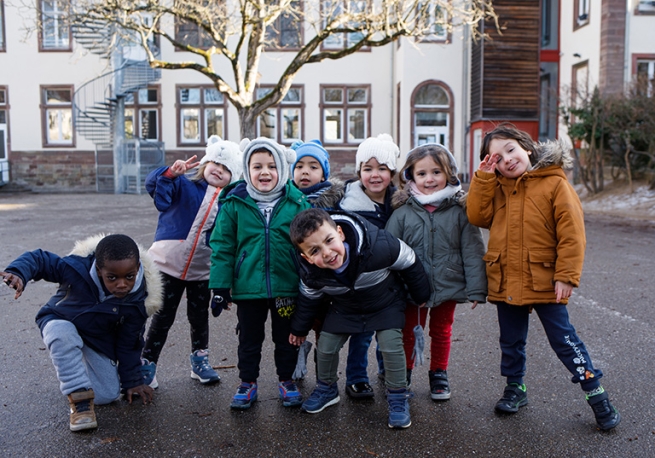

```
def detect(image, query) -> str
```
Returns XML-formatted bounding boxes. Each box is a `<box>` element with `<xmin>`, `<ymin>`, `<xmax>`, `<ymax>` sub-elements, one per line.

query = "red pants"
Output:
<box><xmin>403</xmin><ymin>301</ymin><xmax>456</xmax><ymax>371</ymax></box>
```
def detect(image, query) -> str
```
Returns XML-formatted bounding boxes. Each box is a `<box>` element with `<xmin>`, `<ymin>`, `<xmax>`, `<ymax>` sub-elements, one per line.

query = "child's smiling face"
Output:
<box><xmin>249</xmin><ymin>151</ymin><xmax>279</xmax><ymax>192</ymax></box>
<box><xmin>294</xmin><ymin>157</ymin><xmax>324</xmax><ymax>189</ymax></box>
<box><xmin>412</xmin><ymin>156</ymin><xmax>448</xmax><ymax>195</ymax></box>
<box><xmin>96</xmin><ymin>258</ymin><xmax>139</xmax><ymax>298</ymax></box>
<box><xmin>359</xmin><ymin>158</ymin><xmax>392</xmax><ymax>202</ymax></box>
<box><xmin>488</xmin><ymin>138</ymin><xmax>532</xmax><ymax>179</ymax></box>
<box><xmin>203</xmin><ymin>162</ymin><xmax>232</xmax><ymax>188</ymax></box>
<box><xmin>298</xmin><ymin>222</ymin><xmax>346</xmax><ymax>270</ymax></box>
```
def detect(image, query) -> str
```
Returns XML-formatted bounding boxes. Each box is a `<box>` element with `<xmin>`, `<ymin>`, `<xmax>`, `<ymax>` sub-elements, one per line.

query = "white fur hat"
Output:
<box><xmin>201</xmin><ymin>135</ymin><xmax>243</xmax><ymax>184</ymax></box>
<box><xmin>355</xmin><ymin>133</ymin><xmax>400</xmax><ymax>172</ymax></box>
<box><xmin>241</xmin><ymin>137</ymin><xmax>296</xmax><ymax>196</ymax></box>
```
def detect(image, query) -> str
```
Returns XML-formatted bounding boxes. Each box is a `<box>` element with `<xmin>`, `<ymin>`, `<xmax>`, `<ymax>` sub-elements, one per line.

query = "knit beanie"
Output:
<box><xmin>241</xmin><ymin>137</ymin><xmax>296</xmax><ymax>202</ymax></box>
<box><xmin>355</xmin><ymin>133</ymin><xmax>400</xmax><ymax>172</ymax></box>
<box><xmin>291</xmin><ymin>139</ymin><xmax>330</xmax><ymax>180</ymax></box>
<box><xmin>200</xmin><ymin>135</ymin><xmax>243</xmax><ymax>184</ymax></box>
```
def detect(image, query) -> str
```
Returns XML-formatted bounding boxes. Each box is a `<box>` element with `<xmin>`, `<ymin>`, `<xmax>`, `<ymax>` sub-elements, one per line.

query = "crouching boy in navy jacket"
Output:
<box><xmin>289</xmin><ymin>208</ymin><xmax>430</xmax><ymax>429</ymax></box>
<box><xmin>1</xmin><ymin>234</ymin><xmax>163</xmax><ymax>432</ymax></box>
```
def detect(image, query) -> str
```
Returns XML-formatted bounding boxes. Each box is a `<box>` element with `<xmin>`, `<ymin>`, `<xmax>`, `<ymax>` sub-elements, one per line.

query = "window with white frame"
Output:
<box><xmin>1</xmin><ymin>1</ymin><xmax>6</xmax><ymax>52</ymax></box>
<box><xmin>41</xmin><ymin>86</ymin><xmax>73</xmax><ymax>146</ymax></box>
<box><xmin>256</xmin><ymin>86</ymin><xmax>303</xmax><ymax>144</ymax></box>
<box><xmin>636</xmin><ymin>1</ymin><xmax>655</xmax><ymax>14</ymax></box>
<box><xmin>636</xmin><ymin>59</ymin><xmax>655</xmax><ymax>97</ymax></box>
<box><xmin>321</xmin><ymin>85</ymin><xmax>369</xmax><ymax>145</ymax></box>
<box><xmin>125</xmin><ymin>87</ymin><xmax>160</xmax><ymax>140</ymax></box>
<box><xmin>574</xmin><ymin>0</ymin><xmax>590</xmax><ymax>28</ymax></box>
<box><xmin>265</xmin><ymin>0</ymin><xmax>302</xmax><ymax>50</ymax></box>
<box><xmin>411</xmin><ymin>82</ymin><xmax>451</xmax><ymax>149</ymax></box>
<box><xmin>418</xmin><ymin>1</ymin><xmax>448</xmax><ymax>42</ymax></box>
<box><xmin>322</xmin><ymin>0</ymin><xmax>368</xmax><ymax>50</ymax></box>
<box><xmin>0</xmin><ymin>87</ymin><xmax>8</xmax><ymax>161</ymax></box>
<box><xmin>40</xmin><ymin>0</ymin><xmax>70</xmax><ymax>51</ymax></box>
<box><xmin>177</xmin><ymin>86</ymin><xmax>226</xmax><ymax>145</ymax></box>
<box><xmin>572</xmin><ymin>61</ymin><xmax>589</xmax><ymax>108</ymax></box>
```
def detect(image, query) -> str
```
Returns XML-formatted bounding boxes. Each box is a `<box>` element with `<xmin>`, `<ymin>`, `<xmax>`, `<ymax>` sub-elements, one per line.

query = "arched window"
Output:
<box><xmin>411</xmin><ymin>81</ymin><xmax>454</xmax><ymax>150</ymax></box>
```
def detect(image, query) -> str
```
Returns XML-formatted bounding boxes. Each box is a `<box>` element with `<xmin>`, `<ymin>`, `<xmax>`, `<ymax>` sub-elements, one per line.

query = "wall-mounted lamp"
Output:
<box><xmin>573</xmin><ymin>53</ymin><xmax>582</xmax><ymax>58</ymax></box>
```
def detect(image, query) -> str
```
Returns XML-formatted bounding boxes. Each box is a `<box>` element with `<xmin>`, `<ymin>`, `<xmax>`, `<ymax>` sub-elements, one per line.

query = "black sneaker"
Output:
<box><xmin>495</xmin><ymin>383</ymin><xmax>528</xmax><ymax>413</ymax></box>
<box><xmin>428</xmin><ymin>370</ymin><xmax>451</xmax><ymax>401</ymax></box>
<box><xmin>587</xmin><ymin>390</ymin><xmax>620</xmax><ymax>431</ymax></box>
<box><xmin>345</xmin><ymin>382</ymin><xmax>374</xmax><ymax>399</ymax></box>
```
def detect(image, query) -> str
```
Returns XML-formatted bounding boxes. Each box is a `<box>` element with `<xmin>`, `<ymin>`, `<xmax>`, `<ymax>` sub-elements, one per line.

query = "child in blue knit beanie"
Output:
<box><xmin>291</xmin><ymin>140</ymin><xmax>344</xmax><ymax>210</ymax></box>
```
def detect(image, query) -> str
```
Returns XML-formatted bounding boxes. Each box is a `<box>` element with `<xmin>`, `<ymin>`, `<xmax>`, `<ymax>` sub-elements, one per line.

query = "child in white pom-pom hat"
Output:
<box><xmin>208</xmin><ymin>137</ymin><xmax>311</xmax><ymax>410</ymax></box>
<box><xmin>141</xmin><ymin>135</ymin><xmax>243</xmax><ymax>389</ymax></box>
<box><xmin>336</xmin><ymin>133</ymin><xmax>401</xmax><ymax>399</ymax></box>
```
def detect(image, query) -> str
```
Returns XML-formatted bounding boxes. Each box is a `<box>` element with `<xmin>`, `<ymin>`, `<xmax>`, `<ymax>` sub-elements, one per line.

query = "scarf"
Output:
<box><xmin>407</xmin><ymin>181</ymin><xmax>462</xmax><ymax>207</ymax></box>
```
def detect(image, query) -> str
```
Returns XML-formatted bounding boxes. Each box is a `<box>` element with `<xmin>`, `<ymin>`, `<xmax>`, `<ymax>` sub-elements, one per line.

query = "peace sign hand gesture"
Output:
<box><xmin>169</xmin><ymin>155</ymin><xmax>200</xmax><ymax>177</ymax></box>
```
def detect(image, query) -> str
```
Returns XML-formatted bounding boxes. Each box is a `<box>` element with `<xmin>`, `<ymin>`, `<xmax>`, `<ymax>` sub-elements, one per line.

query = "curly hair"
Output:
<box><xmin>95</xmin><ymin>234</ymin><xmax>140</xmax><ymax>268</ymax></box>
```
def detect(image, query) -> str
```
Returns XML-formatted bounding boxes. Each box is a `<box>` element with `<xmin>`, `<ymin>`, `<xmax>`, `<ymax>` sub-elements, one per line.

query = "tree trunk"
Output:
<box><xmin>238</xmin><ymin>108</ymin><xmax>258</xmax><ymax>141</ymax></box>
<box><xmin>624</xmin><ymin>137</ymin><xmax>633</xmax><ymax>193</ymax></box>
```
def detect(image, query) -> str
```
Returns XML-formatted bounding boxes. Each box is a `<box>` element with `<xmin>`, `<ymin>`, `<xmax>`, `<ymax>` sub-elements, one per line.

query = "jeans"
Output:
<box><xmin>496</xmin><ymin>302</ymin><xmax>603</xmax><ymax>391</ymax></box>
<box><xmin>345</xmin><ymin>331</ymin><xmax>374</xmax><ymax>385</ymax></box>
<box><xmin>42</xmin><ymin>320</ymin><xmax>121</xmax><ymax>404</ymax></box>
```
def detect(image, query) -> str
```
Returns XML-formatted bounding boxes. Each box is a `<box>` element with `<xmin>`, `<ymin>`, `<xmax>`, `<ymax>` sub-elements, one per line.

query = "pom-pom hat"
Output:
<box><xmin>355</xmin><ymin>133</ymin><xmax>400</xmax><ymax>172</ymax></box>
<box><xmin>201</xmin><ymin>135</ymin><xmax>243</xmax><ymax>184</ymax></box>
<box><xmin>291</xmin><ymin>139</ymin><xmax>330</xmax><ymax>179</ymax></box>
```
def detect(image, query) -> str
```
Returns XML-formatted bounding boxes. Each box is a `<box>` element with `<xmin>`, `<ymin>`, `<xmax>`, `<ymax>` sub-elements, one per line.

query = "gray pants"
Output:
<box><xmin>318</xmin><ymin>328</ymin><xmax>407</xmax><ymax>390</ymax></box>
<box><xmin>42</xmin><ymin>320</ymin><xmax>121</xmax><ymax>404</ymax></box>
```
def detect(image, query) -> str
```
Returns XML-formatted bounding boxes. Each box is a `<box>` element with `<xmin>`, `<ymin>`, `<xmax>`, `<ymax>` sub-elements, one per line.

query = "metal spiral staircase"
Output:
<box><xmin>71</xmin><ymin>19</ymin><xmax>165</xmax><ymax>193</ymax></box>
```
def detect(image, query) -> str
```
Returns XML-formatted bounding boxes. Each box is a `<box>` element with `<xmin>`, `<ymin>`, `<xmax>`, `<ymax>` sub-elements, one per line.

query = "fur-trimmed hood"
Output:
<box><xmin>391</xmin><ymin>187</ymin><xmax>468</xmax><ymax>210</ymax></box>
<box><xmin>70</xmin><ymin>234</ymin><xmax>163</xmax><ymax>317</ymax></box>
<box><xmin>533</xmin><ymin>139</ymin><xmax>574</xmax><ymax>171</ymax></box>
<box><xmin>308</xmin><ymin>177</ymin><xmax>345</xmax><ymax>210</ymax></box>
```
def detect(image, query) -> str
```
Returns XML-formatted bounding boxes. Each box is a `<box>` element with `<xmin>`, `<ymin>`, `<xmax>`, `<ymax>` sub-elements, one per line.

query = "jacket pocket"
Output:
<box><xmin>483</xmin><ymin>251</ymin><xmax>502</xmax><ymax>293</ymax></box>
<box><xmin>528</xmin><ymin>249</ymin><xmax>556</xmax><ymax>291</ymax></box>
<box><xmin>235</xmin><ymin>251</ymin><xmax>247</xmax><ymax>278</ymax></box>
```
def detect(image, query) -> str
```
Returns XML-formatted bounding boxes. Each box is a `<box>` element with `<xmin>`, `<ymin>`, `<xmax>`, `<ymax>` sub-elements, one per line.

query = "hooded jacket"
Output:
<box><xmin>338</xmin><ymin>179</ymin><xmax>398</xmax><ymax>229</ymax></box>
<box><xmin>290</xmin><ymin>212</ymin><xmax>431</xmax><ymax>336</ymax></box>
<box><xmin>4</xmin><ymin>235</ymin><xmax>163</xmax><ymax>390</ymax></box>
<box><xmin>145</xmin><ymin>166</ymin><xmax>221</xmax><ymax>281</ymax></box>
<box><xmin>208</xmin><ymin>179</ymin><xmax>311</xmax><ymax>300</ymax></box>
<box><xmin>385</xmin><ymin>189</ymin><xmax>487</xmax><ymax>307</ymax></box>
<box><xmin>296</xmin><ymin>177</ymin><xmax>345</xmax><ymax>211</ymax></box>
<box><xmin>466</xmin><ymin>140</ymin><xmax>584</xmax><ymax>306</ymax></box>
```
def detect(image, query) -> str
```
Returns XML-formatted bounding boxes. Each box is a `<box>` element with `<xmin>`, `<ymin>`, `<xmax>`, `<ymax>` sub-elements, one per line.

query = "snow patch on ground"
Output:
<box><xmin>575</xmin><ymin>181</ymin><xmax>655</xmax><ymax>221</ymax></box>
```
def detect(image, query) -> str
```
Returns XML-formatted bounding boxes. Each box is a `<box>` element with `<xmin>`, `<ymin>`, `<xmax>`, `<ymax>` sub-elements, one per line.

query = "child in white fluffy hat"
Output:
<box><xmin>337</xmin><ymin>133</ymin><xmax>401</xmax><ymax>399</ymax></box>
<box><xmin>208</xmin><ymin>137</ymin><xmax>311</xmax><ymax>410</ymax></box>
<box><xmin>141</xmin><ymin>135</ymin><xmax>243</xmax><ymax>389</ymax></box>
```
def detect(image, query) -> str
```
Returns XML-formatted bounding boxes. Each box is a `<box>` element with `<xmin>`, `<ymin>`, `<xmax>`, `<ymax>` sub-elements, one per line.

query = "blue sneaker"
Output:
<box><xmin>278</xmin><ymin>380</ymin><xmax>303</xmax><ymax>407</ymax></box>
<box><xmin>141</xmin><ymin>358</ymin><xmax>158</xmax><ymax>389</ymax></box>
<box><xmin>301</xmin><ymin>380</ymin><xmax>340</xmax><ymax>414</ymax></box>
<box><xmin>190</xmin><ymin>349</ymin><xmax>220</xmax><ymax>384</ymax></box>
<box><xmin>387</xmin><ymin>388</ymin><xmax>412</xmax><ymax>429</ymax></box>
<box><xmin>231</xmin><ymin>382</ymin><xmax>258</xmax><ymax>409</ymax></box>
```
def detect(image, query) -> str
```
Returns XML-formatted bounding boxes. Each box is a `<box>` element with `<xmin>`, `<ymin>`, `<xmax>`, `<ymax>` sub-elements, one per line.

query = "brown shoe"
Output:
<box><xmin>67</xmin><ymin>389</ymin><xmax>98</xmax><ymax>432</ymax></box>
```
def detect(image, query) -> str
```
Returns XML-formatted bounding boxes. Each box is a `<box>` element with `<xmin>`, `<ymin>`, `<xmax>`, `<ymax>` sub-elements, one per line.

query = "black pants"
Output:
<box><xmin>142</xmin><ymin>273</ymin><xmax>210</xmax><ymax>363</ymax></box>
<box><xmin>236</xmin><ymin>297</ymin><xmax>299</xmax><ymax>383</ymax></box>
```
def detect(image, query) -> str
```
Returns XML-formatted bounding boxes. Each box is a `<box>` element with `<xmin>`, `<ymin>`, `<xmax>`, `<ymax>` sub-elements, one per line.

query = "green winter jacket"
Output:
<box><xmin>385</xmin><ymin>189</ymin><xmax>488</xmax><ymax>307</ymax></box>
<box><xmin>209</xmin><ymin>180</ymin><xmax>310</xmax><ymax>300</ymax></box>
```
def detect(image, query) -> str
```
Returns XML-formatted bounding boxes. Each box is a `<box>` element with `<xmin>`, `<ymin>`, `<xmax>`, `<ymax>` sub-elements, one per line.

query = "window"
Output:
<box><xmin>410</xmin><ymin>81</ymin><xmax>453</xmax><ymax>149</ymax></box>
<box><xmin>41</xmin><ymin>85</ymin><xmax>74</xmax><ymax>146</ymax></box>
<box><xmin>572</xmin><ymin>61</ymin><xmax>589</xmax><ymax>108</ymax></box>
<box><xmin>418</xmin><ymin>1</ymin><xmax>448</xmax><ymax>42</ymax></box>
<box><xmin>636</xmin><ymin>1</ymin><xmax>655</xmax><ymax>14</ymax></box>
<box><xmin>177</xmin><ymin>86</ymin><xmax>226</xmax><ymax>145</ymax></box>
<box><xmin>175</xmin><ymin>18</ymin><xmax>214</xmax><ymax>49</ymax></box>
<box><xmin>256</xmin><ymin>86</ymin><xmax>303</xmax><ymax>144</ymax></box>
<box><xmin>125</xmin><ymin>87</ymin><xmax>160</xmax><ymax>140</ymax></box>
<box><xmin>39</xmin><ymin>0</ymin><xmax>71</xmax><ymax>51</ymax></box>
<box><xmin>0</xmin><ymin>87</ymin><xmax>8</xmax><ymax>162</ymax></box>
<box><xmin>574</xmin><ymin>0</ymin><xmax>590</xmax><ymax>29</ymax></box>
<box><xmin>266</xmin><ymin>0</ymin><xmax>302</xmax><ymax>50</ymax></box>
<box><xmin>322</xmin><ymin>0</ymin><xmax>368</xmax><ymax>50</ymax></box>
<box><xmin>321</xmin><ymin>85</ymin><xmax>369</xmax><ymax>145</ymax></box>
<box><xmin>635</xmin><ymin>58</ymin><xmax>655</xmax><ymax>97</ymax></box>
<box><xmin>0</xmin><ymin>1</ymin><xmax>6</xmax><ymax>52</ymax></box>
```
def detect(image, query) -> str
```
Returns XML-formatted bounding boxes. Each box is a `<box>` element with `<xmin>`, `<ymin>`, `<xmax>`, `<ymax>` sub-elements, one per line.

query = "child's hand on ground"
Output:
<box><xmin>169</xmin><ymin>156</ymin><xmax>200</xmax><ymax>177</ymax></box>
<box><xmin>555</xmin><ymin>281</ymin><xmax>573</xmax><ymax>303</ymax></box>
<box><xmin>479</xmin><ymin>154</ymin><xmax>499</xmax><ymax>173</ymax></box>
<box><xmin>289</xmin><ymin>334</ymin><xmax>306</xmax><ymax>346</ymax></box>
<box><xmin>126</xmin><ymin>384</ymin><xmax>154</xmax><ymax>405</ymax></box>
<box><xmin>1</xmin><ymin>272</ymin><xmax>24</xmax><ymax>299</ymax></box>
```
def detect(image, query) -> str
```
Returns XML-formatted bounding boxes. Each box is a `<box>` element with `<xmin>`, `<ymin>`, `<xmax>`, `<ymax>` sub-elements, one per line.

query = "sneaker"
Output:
<box><xmin>387</xmin><ymin>388</ymin><xmax>412</xmax><ymax>429</ymax></box>
<box><xmin>231</xmin><ymin>382</ymin><xmax>258</xmax><ymax>410</ymax></box>
<box><xmin>587</xmin><ymin>389</ymin><xmax>621</xmax><ymax>431</ymax></box>
<box><xmin>141</xmin><ymin>358</ymin><xmax>159</xmax><ymax>389</ymax></box>
<box><xmin>428</xmin><ymin>370</ymin><xmax>451</xmax><ymax>401</ymax></box>
<box><xmin>67</xmin><ymin>388</ymin><xmax>98</xmax><ymax>432</ymax></box>
<box><xmin>190</xmin><ymin>349</ymin><xmax>220</xmax><ymax>384</ymax></box>
<box><xmin>302</xmin><ymin>380</ymin><xmax>340</xmax><ymax>414</ymax></box>
<box><xmin>345</xmin><ymin>382</ymin><xmax>374</xmax><ymax>399</ymax></box>
<box><xmin>279</xmin><ymin>380</ymin><xmax>303</xmax><ymax>407</ymax></box>
<box><xmin>495</xmin><ymin>383</ymin><xmax>528</xmax><ymax>413</ymax></box>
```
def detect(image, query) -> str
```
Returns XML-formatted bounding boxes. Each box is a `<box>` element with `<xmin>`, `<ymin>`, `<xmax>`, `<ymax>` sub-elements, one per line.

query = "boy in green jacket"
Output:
<box><xmin>209</xmin><ymin>137</ymin><xmax>311</xmax><ymax>410</ymax></box>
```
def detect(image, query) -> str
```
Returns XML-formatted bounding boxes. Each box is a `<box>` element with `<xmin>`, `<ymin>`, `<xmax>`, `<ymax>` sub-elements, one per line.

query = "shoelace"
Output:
<box><xmin>75</xmin><ymin>400</ymin><xmax>91</xmax><ymax>412</ymax></box>
<box><xmin>237</xmin><ymin>384</ymin><xmax>253</xmax><ymax>394</ymax></box>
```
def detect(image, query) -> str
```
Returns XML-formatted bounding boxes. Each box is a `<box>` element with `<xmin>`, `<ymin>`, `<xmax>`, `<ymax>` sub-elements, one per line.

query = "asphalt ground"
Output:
<box><xmin>0</xmin><ymin>192</ymin><xmax>654</xmax><ymax>457</ymax></box>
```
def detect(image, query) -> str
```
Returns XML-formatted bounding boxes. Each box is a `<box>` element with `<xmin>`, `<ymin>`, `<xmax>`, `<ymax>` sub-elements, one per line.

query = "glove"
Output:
<box><xmin>292</xmin><ymin>340</ymin><xmax>313</xmax><ymax>381</ymax></box>
<box><xmin>211</xmin><ymin>289</ymin><xmax>232</xmax><ymax>317</ymax></box>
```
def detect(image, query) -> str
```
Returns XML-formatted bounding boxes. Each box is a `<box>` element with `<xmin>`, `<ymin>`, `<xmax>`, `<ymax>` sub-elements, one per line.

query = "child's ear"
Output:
<box><xmin>337</xmin><ymin>225</ymin><xmax>345</xmax><ymax>241</ymax></box>
<box><xmin>300</xmin><ymin>252</ymin><xmax>315</xmax><ymax>265</ymax></box>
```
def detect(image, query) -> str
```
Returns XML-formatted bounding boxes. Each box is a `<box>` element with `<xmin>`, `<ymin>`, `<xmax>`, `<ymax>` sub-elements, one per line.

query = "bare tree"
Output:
<box><xmin>36</xmin><ymin>0</ymin><xmax>497</xmax><ymax>138</ymax></box>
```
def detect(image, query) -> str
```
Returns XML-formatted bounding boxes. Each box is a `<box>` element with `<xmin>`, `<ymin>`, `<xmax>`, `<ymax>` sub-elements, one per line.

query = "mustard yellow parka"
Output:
<box><xmin>466</xmin><ymin>140</ymin><xmax>585</xmax><ymax>306</ymax></box>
